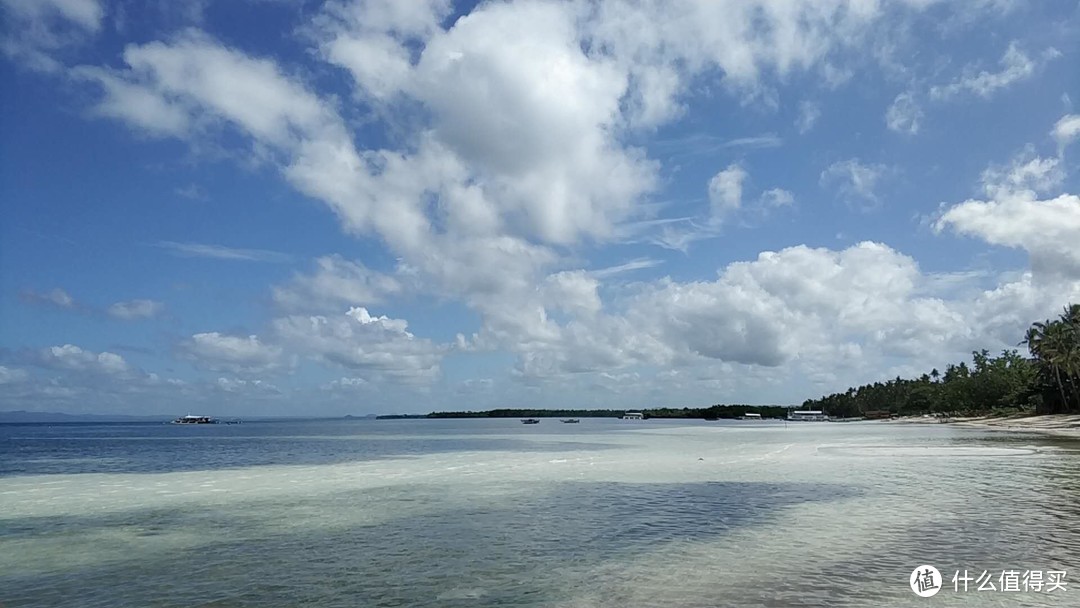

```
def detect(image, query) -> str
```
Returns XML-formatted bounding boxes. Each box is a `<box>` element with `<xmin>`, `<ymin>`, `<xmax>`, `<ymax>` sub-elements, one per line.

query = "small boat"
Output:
<box><xmin>561</xmin><ymin>419</ymin><xmax>580</xmax><ymax>423</ymax></box>
<box><xmin>521</xmin><ymin>418</ymin><xmax>541</xmax><ymax>424</ymax></box>
<box><xmin>621</xmin><ymin>412</ymin><xmax>644</xmax><ymax>420</ymax></box>
<box><xmin>171</xmin><ymin>415</ymin><xmax>218</xmax><ymax>425</ymax></box>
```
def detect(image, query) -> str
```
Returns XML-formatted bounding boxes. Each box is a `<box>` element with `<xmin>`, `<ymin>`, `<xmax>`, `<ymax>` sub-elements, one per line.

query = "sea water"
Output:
<box><xmin>2</xmin><ymin>418</ymin><xmax>1078</xmax><ymax>607</ymax></box>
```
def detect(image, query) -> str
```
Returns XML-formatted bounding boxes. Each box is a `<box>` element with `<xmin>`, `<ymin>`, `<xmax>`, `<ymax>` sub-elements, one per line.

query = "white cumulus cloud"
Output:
<box><xmin>937</xmin><ymin>193</ymin><xmax>1080</xmax><ymax>279</ymax></box>
<box><xmin>33</xmin><ymin>344</ymin><xmax>131</xmax><ymax>375</ymax></box>
<box><xmin>273</xmin><ymin>307</ymin><xmax>444</xmax><ymax>384</ymax></box>
<box><xmin>273</xmin><ymin>255</ymin><xmax>401</xmax><ymax>312</ymax></box>
<box><xmin>707</xmin><ymin>164</ymin><xmax>747</xmax><ymax>224</ymax></box>
<box><xmin>179</xmin><ymin>332</ymin><xmax>285</xmax><ymax>375</ymax></box>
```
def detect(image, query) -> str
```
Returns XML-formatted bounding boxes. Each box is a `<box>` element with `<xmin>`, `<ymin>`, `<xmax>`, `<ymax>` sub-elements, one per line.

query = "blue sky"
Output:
<box><xmin>2</xmin><ymin>0</ymin><xmax>1080</xmax><ymax>416</ymax></box>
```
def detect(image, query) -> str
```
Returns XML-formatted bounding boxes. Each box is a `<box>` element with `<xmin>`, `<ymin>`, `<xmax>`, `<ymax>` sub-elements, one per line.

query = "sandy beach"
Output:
<box><xmin>890</xmin><ymin>414</ymin><xmax>1080</xmax><ymax>438</ymax></box>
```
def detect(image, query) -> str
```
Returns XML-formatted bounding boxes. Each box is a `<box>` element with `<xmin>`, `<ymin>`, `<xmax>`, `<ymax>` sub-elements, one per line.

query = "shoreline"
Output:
<box><xmin>889</xmin><ymin>413</ymin><xmax>1080</xmax><ymax>439</ymax></box>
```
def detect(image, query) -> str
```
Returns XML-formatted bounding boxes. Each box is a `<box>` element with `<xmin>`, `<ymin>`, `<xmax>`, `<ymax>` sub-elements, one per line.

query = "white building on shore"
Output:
<box><xmin>787</xmin><ymin>410</ymin><xmax>828</xmax><ymax>422</ymax></box>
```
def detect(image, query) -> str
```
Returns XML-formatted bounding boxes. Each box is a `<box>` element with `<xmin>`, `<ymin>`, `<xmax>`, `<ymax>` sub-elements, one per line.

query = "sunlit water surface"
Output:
<box><xmin>2</xmin><ymin>418</ymin><xmax>1079</xmax><ymax>607</ymax></box>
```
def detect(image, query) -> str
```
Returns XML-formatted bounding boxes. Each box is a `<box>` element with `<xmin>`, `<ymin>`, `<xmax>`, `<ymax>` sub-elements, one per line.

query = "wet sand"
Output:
<box><xmin>891</xmin><ymin>414</ymin><xmax>1080</xmax><ymax>439</ymax></box>
<box><xmin>5</xmin><ymin>418</ymin><xmax>1080</xmax><ymax>607</ymax></box>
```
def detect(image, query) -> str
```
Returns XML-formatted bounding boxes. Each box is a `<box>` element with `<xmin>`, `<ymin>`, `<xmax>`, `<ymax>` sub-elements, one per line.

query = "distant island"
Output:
<box><xmin>377</xmin><ymin>405</ymin><xmax>792</xmax><ymax>420</ymax></box>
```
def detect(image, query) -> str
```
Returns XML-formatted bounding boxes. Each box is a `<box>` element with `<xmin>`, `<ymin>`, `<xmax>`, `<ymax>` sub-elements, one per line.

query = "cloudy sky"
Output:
<box><xmin>2</xmin><ymin>0</ymin><xmax>1079</xmax><ymax>416</ymax></box>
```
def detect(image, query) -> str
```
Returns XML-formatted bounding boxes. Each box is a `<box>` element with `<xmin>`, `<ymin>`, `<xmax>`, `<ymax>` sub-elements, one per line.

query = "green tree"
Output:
<box><xmin>801</xmin><ymin>306</ymin><xmax>1078</xmax><ymax>416</ymax></box>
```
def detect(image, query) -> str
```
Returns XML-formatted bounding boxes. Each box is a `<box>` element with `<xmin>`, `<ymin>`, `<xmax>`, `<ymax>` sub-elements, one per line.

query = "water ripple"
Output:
<box><xmin>2</xmin><ymin>420</ymin><xmax>1079</xmax><ymax>607</ymax></box>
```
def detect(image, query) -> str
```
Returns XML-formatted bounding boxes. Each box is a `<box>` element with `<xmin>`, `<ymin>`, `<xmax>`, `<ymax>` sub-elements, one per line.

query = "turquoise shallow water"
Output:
<box><xmin>1</xmin><ymin>418</ymin><xmax>1079</xmax><ymax>607</ymax></box>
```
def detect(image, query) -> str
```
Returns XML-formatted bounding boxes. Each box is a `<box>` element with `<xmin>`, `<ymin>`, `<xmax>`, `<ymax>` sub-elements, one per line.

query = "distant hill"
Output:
<box><xmin>0</xmin><ymin>411</ymin><xmax>170</xmax><ymax>423</ymax></box>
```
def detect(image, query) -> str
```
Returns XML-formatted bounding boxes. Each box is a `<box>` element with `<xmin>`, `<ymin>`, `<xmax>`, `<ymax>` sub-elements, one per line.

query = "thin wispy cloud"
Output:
<box><xmin>19</xmin><ymin>288</ymin><xmax>76</xmax><ymax>309</ymax></box>
<box><xmin>886</xmin><ymin>42</ymin><xmax>1057</xmax><ymax>138</ymax></box>
<box><xmin>156</xmin><ymin>241</ymin><xmax>293</xmax><ymax>263</ymax></box>
<box><xmin>646</xmin><ymin>220</ymin><xmax>721</xmax><ymax>253</ymax></box>
<box><xmin>611</xmin><ymin>214</ymin><xmax>697</xmax><ymax>243</ymax></box>
<box><xmin>820</xmin><ymin>159</ymin><xmax>891</xmax><ymax>210</ymax></box>
<box><xmin>17</xmin><ymin>288</ymin><xmax>166</xmax><ymax>321</ymax></box>
<box><xmin>591</xmin><ymin>258</ymin><xmax>664</xmax><ymax>278</ymax></box>
<box><xmin>107</xmin><ymin>299</ymin><xmax>165</xmax><ymax>320</ymax></box>
<box><xmin>929</xmin><ymin>42</ymin><xmax>1057</xmax><ymax>101</ymax></box>
<box><xmin>759</xmin><ymin>188</ymin><xmax>795</xmax><ymax>208</ymax></box>
<box><xmin>885</xmin><ymin>92</ymin><xmax>922</xmax><ymax>135</ymax></box>
<box><xmin>796</xmin><ymin>101</ymin><xmax>820</xmax><ymax>134</ymax></box>
<box><xmin>651</xmin><ymin>133</ymin><xmax>783</xmax><ymax>158</ymax></box>
<box><xmin>1052</xmin><ymin>114</ymin><xmax>1080</xmax><ymax>154</ymax></box>
<box><xmin>16</xmin><ymin>226</ymin><xmax>78</xmax><ymax>246</ymax></box>
<box><xmin>175</xmin><ymin>184</ymin><xmax>209</xmax><ymax>201</ymax></box>
<box><xmin>723</xmin><ymin>135</ymin><xmax>783</xmax><ymax>149</ymax></box>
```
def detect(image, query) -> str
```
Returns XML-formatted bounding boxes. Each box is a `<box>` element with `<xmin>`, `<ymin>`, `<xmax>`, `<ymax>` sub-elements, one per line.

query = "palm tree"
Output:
<box><xmin>1023</xmin><ymin>320</ymin><xmax>1069</xmax><ymax>413</ymax></box>
<box><xmin>1022</xmin><ymin>323</ymin><xmax>1043</xmax><ymax>359</ymax></box>
<box><xmin>1061</xmin><ymin>304</ymin><xmax>1080</xmax><ymax>327</ymax></box>
<box><xmin>1056</xmin><ymin>305</ymin><xmax>1080</xmax><ymax>410</ymax></box>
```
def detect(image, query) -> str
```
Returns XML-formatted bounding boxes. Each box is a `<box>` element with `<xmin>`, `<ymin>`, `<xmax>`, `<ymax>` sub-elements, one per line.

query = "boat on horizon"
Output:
<box><xmin>561</xmin><ymin>419</ymin><xmax>580</xmax><ymax>423</ymax></box>
<box><xmin>171</xmin><ymin>415</ymin><xmax>218</xmax><ymax>425</ymax></box>
<box><xmin>521</xmin><ymin>418</ymin><xmax>541</xmax><ymax>424</ymax></box>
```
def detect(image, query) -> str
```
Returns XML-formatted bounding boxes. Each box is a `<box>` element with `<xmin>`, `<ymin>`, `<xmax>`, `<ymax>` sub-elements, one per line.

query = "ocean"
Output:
<box><xmin>1</xmin><ymin>418</ymin><xmax>1078</xmax><ymax>607</ymax></box>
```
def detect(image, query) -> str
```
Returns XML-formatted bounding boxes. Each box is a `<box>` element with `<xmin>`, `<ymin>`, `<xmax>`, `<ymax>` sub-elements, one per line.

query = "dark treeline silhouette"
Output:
<box><xmin>662</xmin><ymin>405</ymin><xmax>793</xmax><ymax>419</ymax></box>
<box><xmin>380</xmin><ymin>405</ymin><xmax>791</xmax><ymax>420</ymax></box>
<box><xmin>803</xmin><ymin>304</ymin><xmax>1080</xmax><ymax>418</ymax></box>
<box><xmin>425</xmin><ymin>409</ymin><xmax>627</xmax><ymax>419</ymax></box>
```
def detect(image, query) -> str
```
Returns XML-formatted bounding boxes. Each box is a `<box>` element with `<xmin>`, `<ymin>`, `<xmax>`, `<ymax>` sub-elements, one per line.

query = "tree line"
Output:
<box><xmin>384</xmin><ymin>405</ymin><xmax>792</xmax><ymax>420</ymax></box>
<box><xmin>802</xmin><ymin>304</ymin><xmax>1080</xmax><ymax>418</ymax></box>
<box><xmin>377</xmin><ymin>304</ymin><xmax>1079</xmax><ymax>421</ymax></box>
